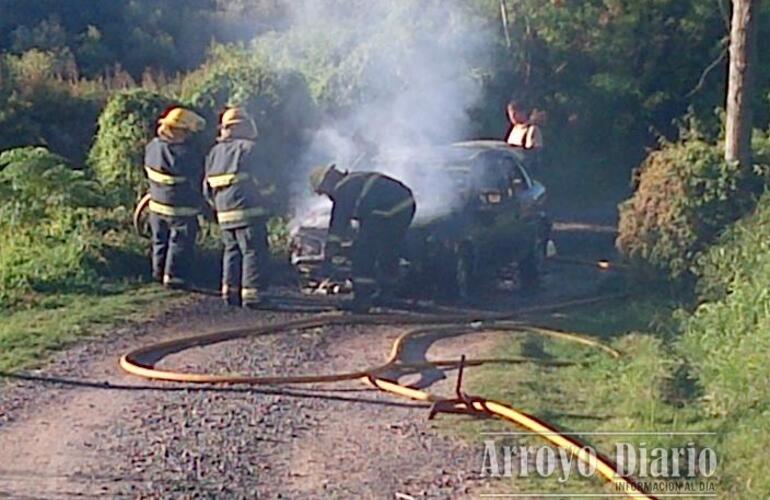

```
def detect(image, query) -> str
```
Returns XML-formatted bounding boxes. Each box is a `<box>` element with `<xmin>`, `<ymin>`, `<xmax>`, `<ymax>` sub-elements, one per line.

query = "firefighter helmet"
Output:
<box><xmin>309</xmin><ymin>164</ymin><xmax>338</xmax><ymax>193</ymax></box>
<box><xmin>158</xmin><ymin>107</ymin><xmax>206</xmax><ymax>132</ymax></box>
<box><xmin>220</xmin><ymin>107</ymin><xmax>252</xmax><ymax>127</ymax></box>
<box><xmin>219</xmin><ymin>107</ymin><xmax>258</xmax><ymax>139</ymax></box>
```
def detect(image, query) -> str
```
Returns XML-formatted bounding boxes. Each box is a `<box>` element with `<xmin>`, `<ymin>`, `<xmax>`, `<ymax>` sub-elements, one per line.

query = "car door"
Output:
<box><xmin>509</xmin><ymin>160</ymin><xmax>546</xmax><ymax>214</ymax></box>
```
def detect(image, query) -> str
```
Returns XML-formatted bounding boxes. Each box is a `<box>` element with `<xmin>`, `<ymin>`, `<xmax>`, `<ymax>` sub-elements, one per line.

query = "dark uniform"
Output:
<box><xmin>325</xmin><ymin>172</ymin><xmax>416</xmax><ymax>302</ymax></box>
<box><xmin>204</xmin><ymin>138</ymin><xmax>272</xmax><ymax>306</ymax></box>
<box><xmin>144</xmin><ymin>137</ymin><xmax>204</xmax><ymax>286</ymax></box>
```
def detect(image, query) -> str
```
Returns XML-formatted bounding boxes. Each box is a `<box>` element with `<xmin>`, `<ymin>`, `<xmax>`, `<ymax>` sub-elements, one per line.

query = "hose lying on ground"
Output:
<box><xmin>119</xmin><ymin>293</ymin><xmax>654</xmax><ymax>499</ymax></box>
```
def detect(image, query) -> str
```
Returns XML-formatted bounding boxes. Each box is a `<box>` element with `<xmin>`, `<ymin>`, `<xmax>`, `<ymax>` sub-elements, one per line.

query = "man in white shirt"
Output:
<box><xmin>505</xmin><ymin>102</ymin><xmax>543</xmax><ymax>150</ymax></box>
<box><xmin>505</xmin><ymin>102</ymin><xmax>544</xmax><ymax>178</ymax></box>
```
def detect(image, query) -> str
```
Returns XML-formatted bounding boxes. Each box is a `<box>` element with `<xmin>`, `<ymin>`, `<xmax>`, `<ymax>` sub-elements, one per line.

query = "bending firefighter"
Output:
<box><xmin>309</xmin><ymin>165</ymin><xmax>416</xmax><ymax>311</ymax></box>
<box><xmin>144</xmin><ymin>106</ymin><xmax>206</xmax><ymax>288</ymax></box>
<box><xmin>205</xmin><ymin>108</ymin><xmax>273</xmax><ymax>308</ymax></box>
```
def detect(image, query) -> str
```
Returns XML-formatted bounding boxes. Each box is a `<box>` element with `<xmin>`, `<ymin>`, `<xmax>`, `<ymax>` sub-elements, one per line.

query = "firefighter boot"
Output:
<box><xmin>241</xmin><ymin>287</ymin><xmax>266</xmax><ymax>310</ymax></box>
<box><xmin>347</xmin><ymin>277</ymin><xmax>377</xmax><ymax>313</ymax></box>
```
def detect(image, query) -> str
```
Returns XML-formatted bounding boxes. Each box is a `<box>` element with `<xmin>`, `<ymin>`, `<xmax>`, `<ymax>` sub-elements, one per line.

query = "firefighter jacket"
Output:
<box><xmin>144</xmin><ymin>138</ymin><xmax>204</xmax><ymax>218</ymax></box>
<box><xmin>325</xmin><ymin>171</ymin><xmax>415</xmax><ymax>254</ymax></box>
<box><xmin>204</xmin><ymin>138</ymin><xmax>274</xmax><ymax>229</ymax></box>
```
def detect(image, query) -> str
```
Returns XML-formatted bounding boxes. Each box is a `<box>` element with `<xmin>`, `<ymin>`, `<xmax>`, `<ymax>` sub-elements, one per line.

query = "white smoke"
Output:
<box><xmin>264</xmin><ymin>0</ymin><xmax>497</xmax><ymax>223</ymax></box>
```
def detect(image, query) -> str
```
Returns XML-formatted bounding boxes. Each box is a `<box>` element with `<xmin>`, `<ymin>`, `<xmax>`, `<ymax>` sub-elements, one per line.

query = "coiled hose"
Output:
<box><xmin>119</xmin><ymin>293</ymin><xmax>654</xmax><ymax>499</ymax></box>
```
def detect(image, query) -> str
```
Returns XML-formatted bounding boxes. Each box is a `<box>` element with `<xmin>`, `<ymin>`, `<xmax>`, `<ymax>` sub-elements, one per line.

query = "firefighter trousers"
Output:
<box><xmin>221</xmin><ymin>222</ymin><xmax>269</xmax><ymax>305</ymax></box>
<box><xmin>149</xmin><ymin>214</ymin><xmax>198</xmax><ymax>287</ymax></box>
<box><xmin>352</xmin><ymin>204</ymin><xmax>415</xmax><ymax>301</ymax></box>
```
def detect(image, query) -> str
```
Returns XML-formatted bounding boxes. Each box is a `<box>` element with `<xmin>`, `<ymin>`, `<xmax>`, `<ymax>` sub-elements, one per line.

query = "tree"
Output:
<box><xmin>724</xmin><ymin>0</ymin><xmax>760</xmax><ymax>170</ymax></box>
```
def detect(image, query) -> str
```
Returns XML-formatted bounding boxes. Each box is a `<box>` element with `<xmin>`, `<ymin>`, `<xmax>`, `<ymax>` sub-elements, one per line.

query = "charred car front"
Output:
<box><xmin>291</xmin><ymin>140</ymin><xmax>551</xmax><ymax>299</ymax></box>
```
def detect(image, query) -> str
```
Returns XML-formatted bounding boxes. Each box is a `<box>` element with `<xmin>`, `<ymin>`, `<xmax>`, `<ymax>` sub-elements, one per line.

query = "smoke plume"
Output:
<box><xmin>262</xmin><ymin>0</ymin><xmax>497</xmax><ymax>224</ymax></box>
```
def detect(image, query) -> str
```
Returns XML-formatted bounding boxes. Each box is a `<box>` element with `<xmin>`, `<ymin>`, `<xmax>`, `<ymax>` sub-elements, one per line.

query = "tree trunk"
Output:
<box><xmin>724</xmin><ymin>0</ymin><xmax>759</xmax><ymax>170</ymax></box>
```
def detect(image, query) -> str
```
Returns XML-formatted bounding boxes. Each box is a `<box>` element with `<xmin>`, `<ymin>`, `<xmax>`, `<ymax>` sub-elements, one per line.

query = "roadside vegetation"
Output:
<box><xmin>0</xmin><ymin>286</ymin><xmax>187</xmax><ymax>373</ymax></box>
<box><xmin>461</xmin><ymin>129</ymin><xmax>770</xmax><ymax>496</ymax></box>
<box><xmin>456</xmin><ymin>298</ymin><xmax>713</xmax><ymax>495</ymax></box>
<box><xmin>0</xmin><ymin>1</ymin><xmax>769</xmax><ymax>496</ymax></box>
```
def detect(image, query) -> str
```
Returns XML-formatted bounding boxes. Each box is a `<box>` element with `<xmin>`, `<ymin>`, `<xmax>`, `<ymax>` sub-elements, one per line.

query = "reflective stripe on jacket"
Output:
<box><xmin>206</xmin><ymin>172</ymin><xmax>251</xmax><ymax>188</ymax></box>
<box><xmin>327</xmin><ymin>171</ymin><xmax>415</xmax><ymax>242</ymax></box>
<box><xmin>148</xmin><ymin>200</ymin><xmax>199</xmax><ymax>217</ymax></box>
<box><xmin>145</xmin><ymin>166</ymin><xmax>186</xmax><ymax>185</ymax></box>
<box><xmin>144</xmin><ymin>137</ymin><xmax>204</xmax><ymax>217</ymax></box>
<box><xmin>204</xmin><ymin>138</ymin><xmax>273</xmax><ymax>229</ymax></box>
<box><xmin>216</xmin><ymin>207</ymin><xmax>268</xmax><ymax>224</ymax></box>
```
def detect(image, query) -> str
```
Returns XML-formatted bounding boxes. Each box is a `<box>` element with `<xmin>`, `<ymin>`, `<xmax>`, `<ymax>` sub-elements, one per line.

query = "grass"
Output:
<box><xmin>439</xmin><ymin>297</ymin><xmax>724</xmax><ymax>497</ymax></box>
<box><xmin>0</xmin><ymin>283</ymin><xmax>191</xmax><ymax>373</ymax></box>
<box><xmin>414</xmin><ymin>152</ymin><xmax>770</xmax><ymax>497</ymax></box>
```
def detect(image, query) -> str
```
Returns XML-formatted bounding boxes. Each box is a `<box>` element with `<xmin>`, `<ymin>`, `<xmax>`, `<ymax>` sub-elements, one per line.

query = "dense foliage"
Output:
<box><xmin>617</xmin><ymin>122</ymin><xmax>770</xmax><ymax>279</ymax></box>
<box><xmin>0</xmin><ymin>49</ymin><xmax>104</xmax><ymax>163</ymax></box>
<box><xmin>0</xmin><ymin>147</ymin><xmax>106</xmax><ymax>308</ymax></box>
<box><xmin>88</xmin><ymin>89</ymin><xmax>173</xmax><ymax>205</ymax></box>
<box><xmin>617</xmin><ymin>136</ymin><xmax>759</xmax><ymax>278</ymax></box>
<box><xmin>485</xmin><ymin>0</ymin><xmax>769</xmax><ymax>162</ymax></box>
<box><xmin>674</xmin><ymin>192</ymin><xmax>770</xmax><ymax>496</ymax></box>
<box><xmin>3</xmin><ymin>0</ymin><xmax>768</xmax><ymax>171</ymax></box>
<box><xmin>0</xmin><ymin>0</ymin><xmax>288</xmax><ymax>77</ymax></box>
<box><xmin>683</xmin><ymin>192</ymin><xmax>770</xmax><ymax>415</ymax></box>
<box><xmin>180</xmin><ymin>46</ymin><xmax>317</xmax><ymax>210</ymax></box>
<box><xmin>0</xmin><ymin>147</ymin><xmax>102</xmax><ymax>215</ymax></box>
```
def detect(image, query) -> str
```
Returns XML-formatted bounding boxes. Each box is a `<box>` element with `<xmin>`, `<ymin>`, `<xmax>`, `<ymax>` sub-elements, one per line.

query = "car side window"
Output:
<box><xmin>481</xmin><ymin>156</ymin><xmax>510</xmax><ymax>191</ymax></box>
<box><xmin>510</xmin><ymin>163</ymin><xmax>531</xmax><ymax>193</ymax></box>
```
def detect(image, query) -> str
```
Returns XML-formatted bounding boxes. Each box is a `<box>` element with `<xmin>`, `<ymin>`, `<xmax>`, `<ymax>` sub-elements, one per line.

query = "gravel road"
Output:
<box><xmin>0</xmin><ymin>298</ymin><xmax>507</xmax><ymax>499</ymax></box>
<box><xmin>0</xmin><ymin>218</ymin><xmax>615</xmax><ymax>499</ymax></box>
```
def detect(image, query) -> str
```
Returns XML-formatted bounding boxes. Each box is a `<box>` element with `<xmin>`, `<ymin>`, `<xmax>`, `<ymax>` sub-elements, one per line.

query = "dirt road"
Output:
<box><xmin>0</xmin><ymin>301</ymin><xmax>504</xmax><ymax>498</ymax></box>
<box><xmin>0</xmin><ymin>216</ymin><xmax>616</xmax><ymax>499</ymax></box>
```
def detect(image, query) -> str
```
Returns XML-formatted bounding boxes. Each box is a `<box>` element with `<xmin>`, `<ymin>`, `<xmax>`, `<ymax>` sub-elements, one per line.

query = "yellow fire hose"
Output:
<box><xmin>119</xmin><ymin>293</ymin><xmax>654</xmax><ymax>499</ymax></box>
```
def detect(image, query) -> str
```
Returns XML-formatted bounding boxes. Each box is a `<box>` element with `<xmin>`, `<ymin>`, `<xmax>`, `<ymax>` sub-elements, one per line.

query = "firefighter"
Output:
<box><xmin>309</xmin><ymin>165</ymin><xmax>416</xmax><ymax>311</ymax></box>
<box><xmin>204</xmin><ymin>107</ymin><xmax>273</xmax><ymax>308</ymax></box>
<box><xmin>144</xmin><ymin>106</ymin><xmax>206</xmax><ymax>289</ymax></box>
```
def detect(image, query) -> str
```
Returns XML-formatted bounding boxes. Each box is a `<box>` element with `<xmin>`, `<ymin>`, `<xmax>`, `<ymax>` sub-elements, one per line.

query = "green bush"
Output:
<box><xmin>180</xmin><ymin>45</ymin><xmax>317</xmax><ymax>212</ymax></box>
<box><xmin>0</xmin><ymin>146</ymin><xmax>146</xmax><ymax>309</ymax></box>
<box><xmin>0</xmin><ymin>210</ymin><xmax>103</xmax><ymax>308</ymax></box>
<box><xmin>0</xmin><ymin>147</ymin><xmax>103</xmax><ymax>307</ymax></box>
<box><xmin>88</xmin><ymin>89</ymin><xmax>173</xmax><ymax>205</ymax></box>
<box><xmin>617</xmin><ymin>137</ymin><xmax>760</xmax><ymax>279</ymax></box>
<box><xmin>0</xmin><ymin>146</ymin><xmax>102</xmax><ymax>219</ymax></box>
<box><xmin>694</xmin><ymin>189</ymin><xmax>770</xmax><ymax>302</ymax></box>
<box><xmin>679</xmin><ymin>192</ymin><xmax>770</xmax><ymax>416</ymax></box>
<box><xmin>713</xmin><ymin>412</ymin><xmax>770</xmax><ymax>498</ymax></box>
<box><xmin>675</xmin><ymin>193</ymin><xmax>770</xmax><ymax>497</ymax></box>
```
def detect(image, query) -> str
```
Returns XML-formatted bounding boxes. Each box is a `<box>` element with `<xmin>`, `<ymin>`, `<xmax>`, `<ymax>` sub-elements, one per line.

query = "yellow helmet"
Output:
<box><xmin>158</xmin><ymin>107</ymin><xmax>206</xmax><ymax>132</ymax></box>
<box><xmin>220</xmin><ymin>107</ymin><xmax>253</xmax><ymax>127</ymax></box>
<box><xmin>219</xmin><ymin>107</ymin><xmax>258</xmax><ymax>140</ymax></box>
<box><xmin>309</xmin><ymin>164</ymin><xmax>337</xmax><ymax>193</ymax></box>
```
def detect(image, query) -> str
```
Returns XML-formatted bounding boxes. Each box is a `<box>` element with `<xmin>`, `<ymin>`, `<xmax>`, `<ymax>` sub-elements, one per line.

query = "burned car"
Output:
<box><xmin>291</xmin><ymin>140</ymin><xmax>551</xmax><ymax>299</ymax></box>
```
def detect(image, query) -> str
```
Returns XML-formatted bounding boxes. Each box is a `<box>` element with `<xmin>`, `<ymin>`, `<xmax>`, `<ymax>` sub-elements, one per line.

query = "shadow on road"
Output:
<box><xmin>0</xmin><ymin>371</ymin><xmax>428</xmax><ymax>409</ymax></box>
